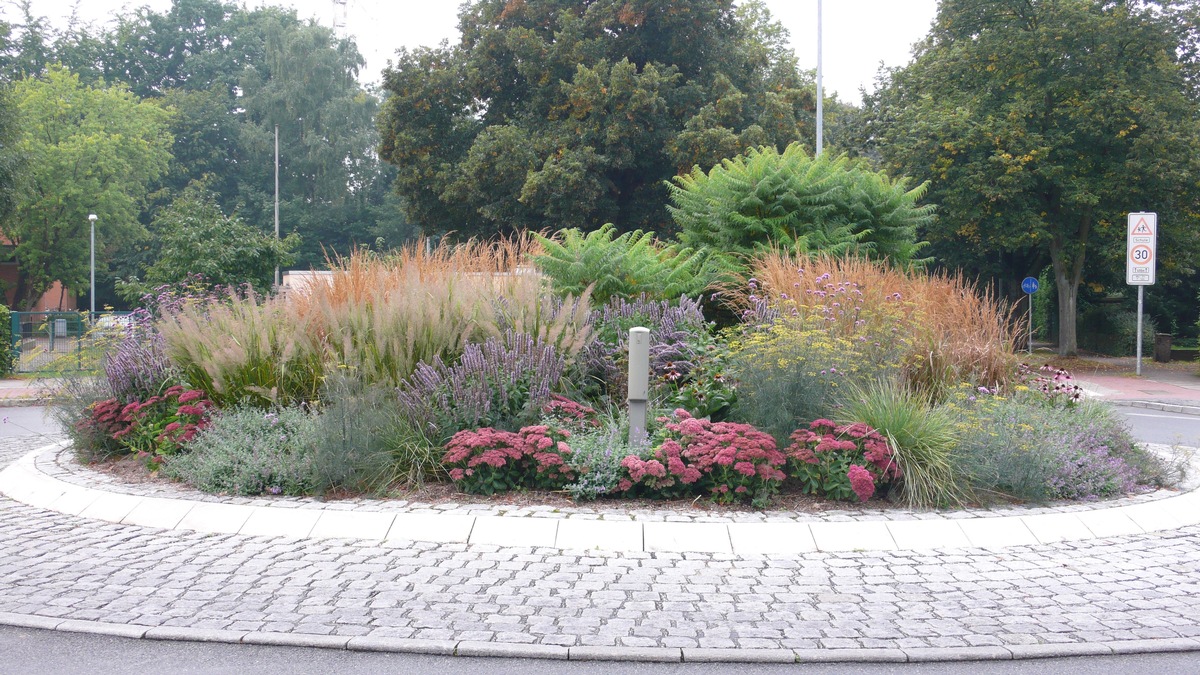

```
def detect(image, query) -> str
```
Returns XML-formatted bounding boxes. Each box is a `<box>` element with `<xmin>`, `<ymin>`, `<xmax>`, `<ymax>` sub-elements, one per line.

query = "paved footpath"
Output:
<box><xmin>2</xmin><ymin>436</ymin><xmax>1200</xmax><ymax>663</ymax></box>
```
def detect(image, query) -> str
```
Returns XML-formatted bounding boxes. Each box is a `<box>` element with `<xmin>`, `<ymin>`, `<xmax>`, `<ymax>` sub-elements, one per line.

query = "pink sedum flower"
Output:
<box><xmin>848</xmin><ymin>464</ymin><xmax>876</xmax><ymax>502</ymax></box>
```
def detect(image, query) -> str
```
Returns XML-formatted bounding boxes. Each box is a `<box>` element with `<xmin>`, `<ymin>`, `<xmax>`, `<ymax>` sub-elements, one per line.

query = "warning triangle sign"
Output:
<box><xmin>1131</xmin><ymin>218</ymin><xmax>1155</xmax><ymax>236</ymax></box>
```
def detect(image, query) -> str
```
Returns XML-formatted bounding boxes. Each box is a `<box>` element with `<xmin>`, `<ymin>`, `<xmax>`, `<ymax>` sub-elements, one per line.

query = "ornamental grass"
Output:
<box><xmin>741</xmin><ymin>253</ymin><xmax>1019</xmax><ymax>398</ymax></box>
<box><xmin>158</xmin><ymin>239</ymin><xmax>592</xmax><ymax>407</ymax></box>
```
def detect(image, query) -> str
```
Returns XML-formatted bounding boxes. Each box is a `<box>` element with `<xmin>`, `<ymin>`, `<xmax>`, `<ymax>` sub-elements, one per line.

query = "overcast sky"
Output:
<box><xmin>6</xmin><ymin>0</ymin><xmax>940</xmax><ymax>103</ymax></box>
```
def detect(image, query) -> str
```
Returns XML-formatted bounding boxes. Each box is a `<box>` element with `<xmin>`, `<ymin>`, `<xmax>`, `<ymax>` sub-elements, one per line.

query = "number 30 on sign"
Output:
<box><xmin>1126</xmin><ymin>212</ymin><xmax>1157</xmax><ymax>286</ymax></box>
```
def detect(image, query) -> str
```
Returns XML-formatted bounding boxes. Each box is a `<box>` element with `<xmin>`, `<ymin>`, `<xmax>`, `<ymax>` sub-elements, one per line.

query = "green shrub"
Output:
<box><xmin>166</xmin><ymin>405</ymin><xmax>319</xmax><ymax>496</ymax></box>
<box><xmin>953</xmin><ymin>392</ymin><xmax>1161</xmax><ymax>503</ymax></box>
<box><xmin>1078</xmin><ymin>307</ymin><xmax>1156</xmax><ymax>356</ymax></box>
<box><xmin>728</xmin><ymin>316</ymin><xmax>905</xmax><ymax>443</ymax></box>
<box><xmin>841</xmin><ymin>379</ymin><xmax>967</xmax><ymax>508</ymax></box>
<box><xmin>668</xmin><ymin>143</ymin><xmax>932</xmax><ymax>265</ymax></box>
<box><xmin>563</xmin><ymin>412</ymin><xmax>648</xmax><ymax>502</ymax></box>
<box><xmin>0</xmin><ymin>304</ymin><xmax>13</xmax><ymax>376</ymax></box>
<box><xmin>574</xmin><ymin>295</ymin><xmax>735</xmax><ymax>418</ymax></box>
<box><xmin>309</xmin><ymin>376</ymin><xmax>440</xmax><ymax>493</ymax></box>
<box><xmin>531</xmin><ymin>224</ymin><xmax>724</xmax><ymax>305</ymax></box>
<box><xmin>52</xmin><ymin>376</ymin><xmax>122</xmax><ymax>463</ymax></box>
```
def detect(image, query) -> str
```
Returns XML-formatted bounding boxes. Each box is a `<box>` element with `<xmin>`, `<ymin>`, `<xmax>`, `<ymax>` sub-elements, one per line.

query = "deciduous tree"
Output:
<box><xmin>5</xmin><ymin>66</ymin><xmax>172</xmax><ymax>310</ymax></box>
<box><xmin>868</xmin><ymin>0</ymin><xmax>1200</xmax><ymax>355</ymax></box>
<box><xmin>378</xmin><ymin>0</ymin><xmax>819</xmax><ymax>238</ymax></box>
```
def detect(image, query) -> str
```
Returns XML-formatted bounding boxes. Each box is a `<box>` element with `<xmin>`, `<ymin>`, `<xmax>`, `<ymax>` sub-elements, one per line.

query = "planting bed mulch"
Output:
<box><xmin>86</xmin><ymin>454</ymin><xmax>1025</xmax><ymax>515</ymax></box>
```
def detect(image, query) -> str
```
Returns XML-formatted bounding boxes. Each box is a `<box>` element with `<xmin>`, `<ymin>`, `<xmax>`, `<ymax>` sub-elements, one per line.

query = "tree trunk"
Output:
<box><xmin>1049</xmin><ymin>238</ymin><xmax>1087</xmax><ymax>357</ymax></box>
<box><xmin>11</xmin><ymin>273</ymin><xmax>31</xmax><ymax>312</ymax></box>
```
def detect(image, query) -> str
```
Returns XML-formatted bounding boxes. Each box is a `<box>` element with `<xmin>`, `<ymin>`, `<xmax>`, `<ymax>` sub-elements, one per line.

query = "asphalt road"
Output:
<box><xmin>1115</xmin><ymin>408</ymin><xmax>1200</xmax><ymax>447</ymax></box>
<box><xmin>2</xmin><ymin>625</ymin><xmax>1199</xmax><ymax>675</ymax></box>
<box><xmin>0</xmin><ymin>405</ymin><xmax>59</xmax><ymax>439</ymax></box>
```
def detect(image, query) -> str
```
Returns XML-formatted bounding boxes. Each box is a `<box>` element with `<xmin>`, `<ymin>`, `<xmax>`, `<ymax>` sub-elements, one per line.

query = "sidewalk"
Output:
<box><xmin>0</xmin><ymin>378</ymin><xmax>55</xmax><ymax>407</ymax></box>
<box><xmin>1064</xmin><ymin>357</ymin><xmax>1200</xmax><ymax>414</ymax></box>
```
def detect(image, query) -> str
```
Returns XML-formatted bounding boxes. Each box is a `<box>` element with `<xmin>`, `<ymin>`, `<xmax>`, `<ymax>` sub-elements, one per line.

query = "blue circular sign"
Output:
<box><xmin>1021</xmin><ymin>277</ymin><xmax>1040</xmax><ymax>294</ymax></box>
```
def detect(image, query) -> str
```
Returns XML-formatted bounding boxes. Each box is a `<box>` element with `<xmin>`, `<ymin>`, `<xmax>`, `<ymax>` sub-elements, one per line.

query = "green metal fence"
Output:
<box><xmin>9</xmin><ymin>311</ymin><xmax>131</xmax><ymax>373</ymax></box>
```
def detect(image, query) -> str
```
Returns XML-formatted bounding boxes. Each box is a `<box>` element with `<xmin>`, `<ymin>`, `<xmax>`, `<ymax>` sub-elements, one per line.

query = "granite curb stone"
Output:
<box><xmin>456</xmin><ymin>641</ymin><xmax>569</xmax><ymax>660</ymax></box>
<box><xmin>1114</xmin><ymin>400</ymin><xmax>1200</xmax><ymax>416</ymax></box>
<box><xmin>345</xmin><ymin>636</ymin><xmax>458</xmax><ymax>655</ymax></box>
<box><xmin>682</xmin><ymin>647</ymin><xmax>796</xmax><ymax>663</ymax></box>
<box><xmin>905</xmin><ymin>646</ymin><xmax>1012</xmax><ymax>662</ymax></box>
<box><xmin>2</xmin><ymin>616</ymin><xmax>1200</xmax><ymax>663</ymax></box>
<box><xmin>240</xmin><ymin>632</ymin><xmax>351</xmax><ymax>649</ymax></box>
<box><xmin>792</xmin><ymin>648</ymin><xmax>907</xmax><ymax>663</ymax></box>
<box><xmin>568</xmin><ymin>646</ymin><xmax>683</xmax><ymax>661</ymax></box>
<box><xmin>55</xmin><ymin>619</ymin><xmax>149</xmax><ymax>639</ymax></box>
<box><xmin>144</xmin><ymin>627</ymin><xmax>248</xmax><ymax>643</ymax></box>
<box><xmin>1005</xmin><ymin>643</ymin><xmax>1114</xmax><ymax>659</ymax></box>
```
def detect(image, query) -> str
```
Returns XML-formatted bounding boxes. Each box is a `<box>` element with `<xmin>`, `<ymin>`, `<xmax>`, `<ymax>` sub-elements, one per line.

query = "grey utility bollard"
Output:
<box><xmin>628</xmin><ymin>327</ymin><xmax>650</xmax><ymax>445</ymax></box>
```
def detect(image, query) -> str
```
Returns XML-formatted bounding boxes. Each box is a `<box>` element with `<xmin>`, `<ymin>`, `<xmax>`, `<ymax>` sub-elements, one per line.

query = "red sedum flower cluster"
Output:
<box><xmin>619</xmin><ymin>410</ymin><xmax>786</xmax><ymax>504</ymax></box>
<box><xmin>442</xmin><ymin>425</ymin><xmax>575</xmax><ymax>495</ymax></box>
<box><xmin>80</xmin><ymin>385</ymin><xmax>213</xmax><ymax>468</ymax></box>
<box><xmin>785</xmin><ymin>419</ymin><xmax>900</xmax><ymax>502</ymax></box>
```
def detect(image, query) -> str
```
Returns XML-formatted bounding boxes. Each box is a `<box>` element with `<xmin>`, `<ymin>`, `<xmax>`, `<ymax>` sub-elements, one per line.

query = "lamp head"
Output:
<box><xmin>88</xmin><ymin>214</ymin><xmax>97</xmax><ymax>222</ymax></box>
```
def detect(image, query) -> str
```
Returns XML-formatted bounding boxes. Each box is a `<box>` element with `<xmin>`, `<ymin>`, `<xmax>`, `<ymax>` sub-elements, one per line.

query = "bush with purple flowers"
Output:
<box><xmin>398</xmin><ymin>331</ymin><xmax>567</xmax><ymax>443</ymax></box>
<box><xmin>954</xmin><ymin>395</ymin><xmax>1158</xmax><ymax>503</ymax></box>
<box><xmin>577</xmin><ymin>296</ymin><xmax>735</xmax><ymax>419</ymax></box>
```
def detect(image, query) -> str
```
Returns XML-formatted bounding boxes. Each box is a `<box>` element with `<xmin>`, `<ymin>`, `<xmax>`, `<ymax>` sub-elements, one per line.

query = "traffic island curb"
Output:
<box><xmin>0</xmin><ymin>397</ymin><xmax>47</xmax><ymax>408</ymax></box>
<box><xmin>5</xmin><ymin>613</ymin><xmax>1199</xmax><ymax>664</ymax></box>
<box><xmin>1114</xmin><ymin>400</ymin><xmax>1200</xmax><ymax>416</ymax></box>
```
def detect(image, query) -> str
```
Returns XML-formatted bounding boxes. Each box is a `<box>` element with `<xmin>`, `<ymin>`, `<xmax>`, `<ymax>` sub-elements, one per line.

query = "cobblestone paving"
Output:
<box><xmin>3</xmin><ymin>436</ymin><xmax>1200</xmax><ymax>651</ymax></box>
<box><xmin>1</xmin><ymin>499</ymin><xmax>1198</xmax><ymax>647</ymax></box>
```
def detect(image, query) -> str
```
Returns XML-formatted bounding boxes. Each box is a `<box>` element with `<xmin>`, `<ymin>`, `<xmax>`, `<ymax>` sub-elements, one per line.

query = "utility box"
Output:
<box><xmin>1154</xmin><ymin>333</ymin><xmax>1172</xmax><ymax>363</ymax></box>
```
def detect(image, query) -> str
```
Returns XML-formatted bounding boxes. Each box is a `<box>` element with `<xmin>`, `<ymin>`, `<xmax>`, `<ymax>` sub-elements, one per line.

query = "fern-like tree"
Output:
<box><xmin>531</xmin><ymin>224</ymin><xmax>725</xmax><ymax>305</ymax></box>
<box><xmin>667</xmin><ymin>144</ymin><xmax>932</xmax><ymax>265</ymax></box>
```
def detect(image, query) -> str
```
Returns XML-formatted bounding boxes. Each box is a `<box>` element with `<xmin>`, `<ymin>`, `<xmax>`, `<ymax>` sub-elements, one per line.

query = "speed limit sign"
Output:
<box><xmin>1126</xmin><ymin>212</ymin><xmax>1156</xmax><ymax>285</ymax></box>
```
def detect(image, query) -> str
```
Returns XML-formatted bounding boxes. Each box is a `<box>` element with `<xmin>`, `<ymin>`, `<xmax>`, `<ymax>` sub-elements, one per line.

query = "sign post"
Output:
<box><xmin>1126</xmin><ymin>212</ymin><xmax>1157</xmax><ymax>376</ymax></box>
<box><xmin>1021</xmin><ymin>277</ymin><xmax>1039</xmax><ymax>355</ymax></box>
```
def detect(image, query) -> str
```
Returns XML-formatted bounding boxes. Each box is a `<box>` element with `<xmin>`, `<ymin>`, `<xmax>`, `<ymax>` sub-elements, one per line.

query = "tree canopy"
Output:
<box><xmin>867</xmin><ymin>0</ymin><xmax>1200</xmax><ymax>355</ymax></box>
<box><xmin>2</xmin><ymin>0</ymin><xmax>413</xmax><ymax>285</ymax></box>
<box><xmin>4</xmin><ymin>66</ymin><xmax>172</xmax><ymax>310</ymax></box>
<box><xmin>119</xmin><ymin>181</ymin><xmax>299</xmax><ymax>300</ymax></box>
<box><xmin>378</xmin><ymin>0</ymin><xmax>821</xmax><ymax>239</ymax></box>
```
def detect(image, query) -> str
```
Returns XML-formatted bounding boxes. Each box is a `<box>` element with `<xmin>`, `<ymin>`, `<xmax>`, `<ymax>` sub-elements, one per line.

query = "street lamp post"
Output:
<box><xmin>816</xmin><ymin>0</ymin><xmax>824</xmax><ymax>156</ymax></box>
<box><xmin>88</xmin><ymin>214</ymin><xmax>97</xmax><ymax>321</ymax></box>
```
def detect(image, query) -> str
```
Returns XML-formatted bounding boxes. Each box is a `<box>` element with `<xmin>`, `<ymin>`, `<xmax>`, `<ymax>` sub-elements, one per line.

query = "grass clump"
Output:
<box><xmin>840</xmin><ymin>379</ymin><xmax>967</xmax><ymax>508</ymax></box>
<box><xmin>309</xmin><ymin>376</ymin><xmax>439</xmax><ymax>494</ymax></box>
<box><xmin>741</xmin><ymin>253</ymin><xmax>1018</xmax><ymax>399</ymax></box>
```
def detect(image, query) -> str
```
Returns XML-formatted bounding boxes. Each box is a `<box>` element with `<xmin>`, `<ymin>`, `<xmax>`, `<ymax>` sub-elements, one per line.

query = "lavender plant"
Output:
<box><xmin>104</xmin><ymin>276</ymin><xmax>234</xmax><ymax>402</ymax></box>
<box><xmin>956</xmin><ymin>397</ymin><xmax>1158</xmax><ymax>502</ymax></box>
<box><xmin>397</xmin><ymin>331</ymin><xmax>567</xmax><ymax>443</ymax></box>
<box><xmin>104</xmin><ymin>326</ymin><xmax>177</xmax><ymax>401</ymax></box>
